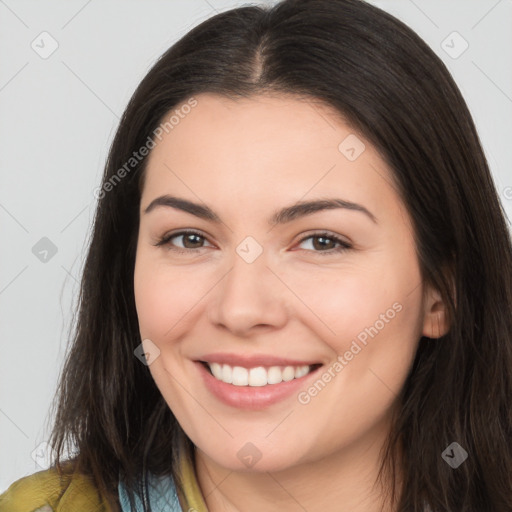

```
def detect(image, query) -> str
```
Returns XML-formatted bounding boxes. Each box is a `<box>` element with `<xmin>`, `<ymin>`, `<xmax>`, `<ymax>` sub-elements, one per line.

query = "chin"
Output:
<box><xmin>196</xmin><ymin>437</ymin><xmax>311</xmax><ymax>474</ymax></box>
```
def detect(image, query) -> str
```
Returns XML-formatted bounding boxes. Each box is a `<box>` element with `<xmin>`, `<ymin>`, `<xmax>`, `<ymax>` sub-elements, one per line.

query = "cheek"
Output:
<box><xmin>134</xmin><ymin>255</ymin><xmax>211</xmax><ymax>340</ymax></box>
<box><xmin>292</xmin><ymin>278</ymin><xmax>422</xmax><ymax>451</ymax></box>
<box><xmin>286</xmin><ymin>266</ymin><xmax>415</xmax><ymax>338</ymax></box>
<box><xmin>283</xmin><ymin>254</ymin><xmax>424</xmax><ymax>380</ymax></box>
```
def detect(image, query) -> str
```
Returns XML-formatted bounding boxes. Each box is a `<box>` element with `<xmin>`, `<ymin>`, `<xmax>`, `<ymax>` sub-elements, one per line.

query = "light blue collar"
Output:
<box><xmin>118</xmin><ymin>471</ymin><xmax>183</xmax><ymax>511</ymax></box>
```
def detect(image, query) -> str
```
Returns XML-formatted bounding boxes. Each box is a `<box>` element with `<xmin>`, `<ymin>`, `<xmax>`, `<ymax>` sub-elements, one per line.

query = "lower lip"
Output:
<box><xmin>195</xmin><ymin>361</ymin><xmax>321</xmax><ymax>410</ymax></box>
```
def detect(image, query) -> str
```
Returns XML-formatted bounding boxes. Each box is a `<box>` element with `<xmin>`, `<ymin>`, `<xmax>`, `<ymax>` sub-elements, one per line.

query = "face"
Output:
<box><xmin>134</xmin><ymin>92</ymin><xmax>440</xmax><ymax>473</ymax></box>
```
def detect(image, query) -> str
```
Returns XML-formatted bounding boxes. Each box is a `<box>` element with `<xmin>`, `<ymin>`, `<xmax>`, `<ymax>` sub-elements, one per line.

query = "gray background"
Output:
<box><xmin>1</xmin><ymin>0</ymin><xmax>511</xmax><ymax>493</ymax></box>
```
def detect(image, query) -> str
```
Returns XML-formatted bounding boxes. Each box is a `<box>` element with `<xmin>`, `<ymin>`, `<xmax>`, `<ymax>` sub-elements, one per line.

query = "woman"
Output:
<box><xmin>1</xmin><ymin>0</ymin><xmax>511</xmax><ymax>510</ymax></box>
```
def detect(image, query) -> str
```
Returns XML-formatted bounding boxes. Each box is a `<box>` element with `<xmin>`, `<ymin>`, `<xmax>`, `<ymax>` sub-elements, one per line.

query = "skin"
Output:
<box><xmin>133</xmin><ymin>92</ymin><xmax>449</xmax><ymax>512</ymax></box>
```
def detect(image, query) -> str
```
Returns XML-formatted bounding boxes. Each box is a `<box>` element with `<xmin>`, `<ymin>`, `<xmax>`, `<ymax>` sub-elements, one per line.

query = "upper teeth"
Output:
<box><xmin>207</xmin><ymin>363</ymin><xmax>311</xmax><ymax>387</ymax></box>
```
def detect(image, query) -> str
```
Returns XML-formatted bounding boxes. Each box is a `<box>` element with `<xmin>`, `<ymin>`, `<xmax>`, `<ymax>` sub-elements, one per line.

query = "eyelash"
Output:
<box><xmin>154</xmin><ymin>229</ymin><xmax>352</xmax><ymax>256</ymax></box>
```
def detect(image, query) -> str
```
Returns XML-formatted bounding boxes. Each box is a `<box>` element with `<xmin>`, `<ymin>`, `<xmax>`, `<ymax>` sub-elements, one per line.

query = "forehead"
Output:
<box><xmin>141</xmin><ymin>92</ymin><xmax>405</xmax><ymax>226</ymax></box>
<box><xmin>151</xmin><ymin>92</ymin><xmax>350</xmax><ymax>156</ymax></box>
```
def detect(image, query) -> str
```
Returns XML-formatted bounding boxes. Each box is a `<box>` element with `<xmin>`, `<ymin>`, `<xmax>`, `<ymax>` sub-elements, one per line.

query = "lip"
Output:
<box><xmin>198</xmin><ymin>352</ymin><xmax>321</xmax><ymax>368</ymax></box>
<box><xmin>195</xmin><ymin>359</ymin><xmax>323</xmax><ymax>410</ymax></box>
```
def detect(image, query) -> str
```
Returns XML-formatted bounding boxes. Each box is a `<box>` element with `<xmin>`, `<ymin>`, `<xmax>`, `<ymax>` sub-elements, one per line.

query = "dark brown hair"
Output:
<box><xmin>46</xmin><ymin>0</ymin><xmax>512</xmax><ymax>510</ymax></box>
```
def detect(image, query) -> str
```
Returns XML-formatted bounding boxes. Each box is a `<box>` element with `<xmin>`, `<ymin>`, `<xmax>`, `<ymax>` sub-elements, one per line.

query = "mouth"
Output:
<box><xmin>192</xmin><ymin>353</ymin><xmax>325</xmax><ymax>409</ymax></box>
<box><xmin>200</xmin><ymin>361</ymin><xmax>323</xmax><ymax>387</ymax></box>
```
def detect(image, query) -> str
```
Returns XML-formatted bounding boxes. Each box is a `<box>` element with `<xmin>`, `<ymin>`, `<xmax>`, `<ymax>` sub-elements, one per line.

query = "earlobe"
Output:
<box><xmin>422</xmin><ymin>286</ymin><xmax>451</xmax><ymax>339</ymax></box>
<box><xmin>423</xmin><ymin>310</ymin><xmax>447</xmax><ymax>339</ymax></box>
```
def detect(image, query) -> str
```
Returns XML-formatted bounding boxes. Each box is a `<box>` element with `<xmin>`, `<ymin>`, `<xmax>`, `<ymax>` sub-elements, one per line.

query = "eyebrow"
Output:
<box><xmin>143</xmin><ymin>195</ymin><xmax>377</xmax><ymax>225</ymax></box>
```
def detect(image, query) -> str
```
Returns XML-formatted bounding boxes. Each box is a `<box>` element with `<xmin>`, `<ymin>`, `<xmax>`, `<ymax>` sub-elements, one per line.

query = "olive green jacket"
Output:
<box><xmin>0</xmin><ymin>455</ymin><xmax>208</xmax><ymax>512</ymax></box>
<box><xmin>0</xmin><ymin>468</ymin><xmax>115</xmax><ymax>512</ymax></box>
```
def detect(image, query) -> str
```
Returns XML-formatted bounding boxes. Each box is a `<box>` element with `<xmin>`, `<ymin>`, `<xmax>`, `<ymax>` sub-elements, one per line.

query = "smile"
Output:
<box><xmin>204</xmin><ymin>362</ymin><xmax>316</xmax><ymax>387</ymax></box>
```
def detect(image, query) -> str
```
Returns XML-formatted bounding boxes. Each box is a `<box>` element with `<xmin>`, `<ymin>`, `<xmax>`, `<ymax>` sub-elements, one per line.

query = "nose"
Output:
<box><xmin>207</xmin><ymin>249</ymin><xmax>289</xmax><ymax>337</ymax></box>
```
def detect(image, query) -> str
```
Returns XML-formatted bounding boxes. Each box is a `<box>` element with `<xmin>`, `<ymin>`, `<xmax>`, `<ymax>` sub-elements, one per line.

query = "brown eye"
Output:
<box><xmin>155</xmin><ymin>230</ymin><xmax>214</xmax><ymax>253</ymax></box>
<box><xmin>176</xmin><ymin>232</ymin><xmax>205</xmax><ymax>249</ymax></box>
<box><xmin>297</xmin><ymin>232</ymin><xmax>352</xmax><ymax>255</ymax></box>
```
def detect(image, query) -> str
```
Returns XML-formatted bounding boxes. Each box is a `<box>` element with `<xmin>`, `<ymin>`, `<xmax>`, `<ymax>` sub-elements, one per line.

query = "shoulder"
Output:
<box><xmin>0</xmin><ymin>465</ymin><xmax>116</xmax><ymax>512</ymax></box>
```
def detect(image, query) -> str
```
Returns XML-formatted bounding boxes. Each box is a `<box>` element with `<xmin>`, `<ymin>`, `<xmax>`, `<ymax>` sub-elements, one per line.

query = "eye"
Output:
<box><xmin>154</xmin><ymin>230</ymin><xmax>214</xmax><ymax>254</ymax></box>
<box><xmin>154</xmin><ymin>229</ymin><xmax>352</xmax><ymax>256</ymax></box>
<box><xmin>296</xmin><ymin>231</ymin><xmax>352</xmax><ymax>255</ymax></box>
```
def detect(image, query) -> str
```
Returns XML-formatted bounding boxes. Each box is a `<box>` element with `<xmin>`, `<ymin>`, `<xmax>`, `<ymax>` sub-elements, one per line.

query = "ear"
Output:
<box><xmin>421</xmin><ymin>282</ymin><xmax>451</xmax><ymax>339</ymax></box>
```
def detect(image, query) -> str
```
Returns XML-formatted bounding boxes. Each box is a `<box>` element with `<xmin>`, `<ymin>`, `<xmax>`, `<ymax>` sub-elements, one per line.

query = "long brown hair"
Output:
<box><xmin>47</xmin><ymin>0</ymin><xmax>512</xmax><ymax>510</ymax></box>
